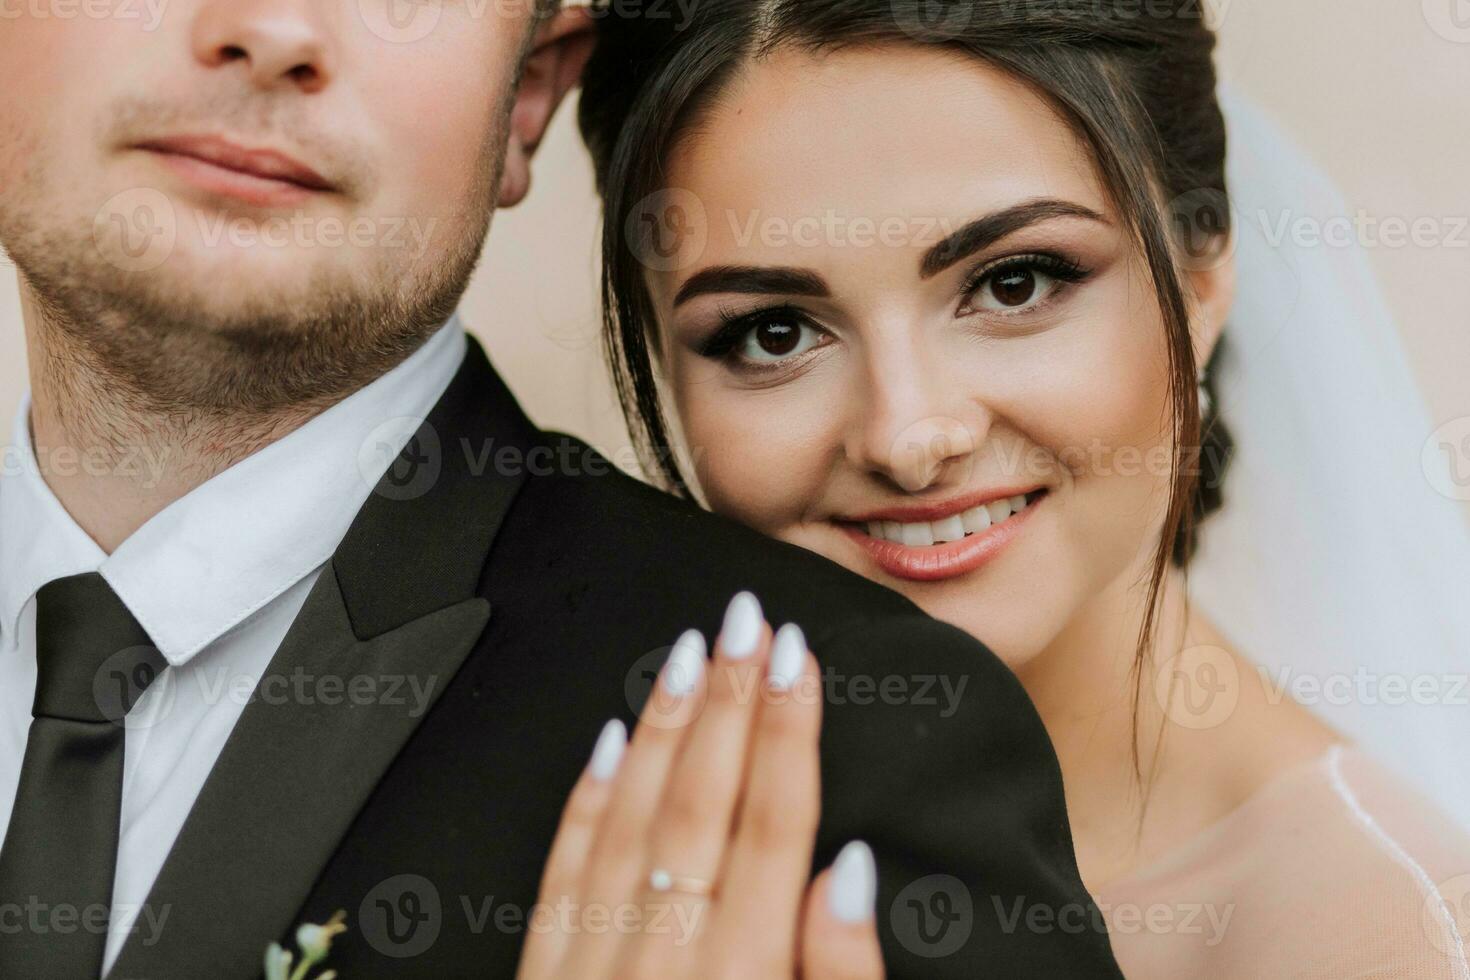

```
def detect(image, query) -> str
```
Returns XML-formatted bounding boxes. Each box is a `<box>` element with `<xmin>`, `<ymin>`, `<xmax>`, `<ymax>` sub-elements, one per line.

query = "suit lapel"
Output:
<box><xmin>109</xmin><ymin>574</ymin><xmax>490</xmax><ymax>980</ymax></box>
<box><xmin>109</xmin><ymin>336</ymin><xmax>539</xmax><ymax>979</ymax></box>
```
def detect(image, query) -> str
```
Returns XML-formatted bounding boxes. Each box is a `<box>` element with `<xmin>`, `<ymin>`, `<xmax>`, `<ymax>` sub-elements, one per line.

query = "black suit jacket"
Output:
<box><xmin>107</xmin><ymin>336</ymin><xmax>1121</xmax><ymax>978</ymax></box>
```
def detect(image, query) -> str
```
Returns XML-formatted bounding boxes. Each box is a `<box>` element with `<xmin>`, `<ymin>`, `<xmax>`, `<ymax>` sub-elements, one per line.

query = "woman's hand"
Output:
<box><xmin>517</xmin><ymin>591</ymin><xmax>885</xmax><ymax>980</ymax></box>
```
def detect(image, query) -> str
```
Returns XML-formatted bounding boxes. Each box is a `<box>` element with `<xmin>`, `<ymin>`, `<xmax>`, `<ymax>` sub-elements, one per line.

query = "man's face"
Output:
<box><xmin>0</xmin><ymin>0</ymin><xmax>568</xmax><ymax>410</ymax></box>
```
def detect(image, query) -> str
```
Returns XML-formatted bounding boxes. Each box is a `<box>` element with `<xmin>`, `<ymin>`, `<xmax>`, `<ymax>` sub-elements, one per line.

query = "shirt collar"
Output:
<box><xmin>0</xmin><ymin>315</ymin><xmax>467</xmax><ymax>667</ymax></box>
<box><xmin>0</xmin><ymin>416</ymin><xmax>110</xmax><ymax>645</ymax></box>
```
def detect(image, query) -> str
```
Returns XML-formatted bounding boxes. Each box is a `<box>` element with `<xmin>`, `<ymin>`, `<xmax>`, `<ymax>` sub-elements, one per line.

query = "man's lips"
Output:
<box><xmin>134</xmin><ymin>135</ymin><xmax>334</xmax><ymax>205</ymax></box>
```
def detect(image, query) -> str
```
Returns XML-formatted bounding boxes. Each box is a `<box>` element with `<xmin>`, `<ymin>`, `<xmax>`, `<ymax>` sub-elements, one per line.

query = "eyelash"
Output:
<box><xmin>696</xmin><ymin>303</ymin><xmax>817</xmax><ymax>361</ymax></box>
<box><xmin>694</xmin><ymin>251</ymin><xmax>1094</xmax><ymax>371</ymax></box>
<box><xmin>956</xmin><ymin>252</ymin><xmax>1092</xmax><ymax>317</ymax></box>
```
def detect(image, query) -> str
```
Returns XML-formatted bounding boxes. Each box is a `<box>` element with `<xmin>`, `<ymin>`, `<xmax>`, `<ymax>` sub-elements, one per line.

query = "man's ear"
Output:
<box><xmin>1187</xmin><ymin>239</ymin><xmax>1236</xmax><ymax>367</ymax></box>
<box><xmin>498</xmin><ymin>7</ymin><xmax>598</xmax><ymax>209</ymax></box>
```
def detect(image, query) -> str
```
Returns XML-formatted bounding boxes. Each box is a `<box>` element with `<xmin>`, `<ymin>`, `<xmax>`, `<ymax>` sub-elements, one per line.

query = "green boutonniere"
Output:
<box><xmin>264</xmin><ymin>910</ymin><xmax>348</xmax><ymax>980</ymax></box>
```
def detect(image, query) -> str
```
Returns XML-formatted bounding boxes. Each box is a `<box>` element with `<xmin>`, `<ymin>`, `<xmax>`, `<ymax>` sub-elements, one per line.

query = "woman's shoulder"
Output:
<box><xmin>1098</xmin><ymin>745</ymin><xmax>1470</xmax><ymax>979</ymax></box>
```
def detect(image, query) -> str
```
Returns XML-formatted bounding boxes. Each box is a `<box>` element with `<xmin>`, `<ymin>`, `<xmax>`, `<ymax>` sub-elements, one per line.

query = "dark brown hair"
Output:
<box><xmin>577</xmin><ymin>0</ymin><xmax>1235</xmax><ymax>785</ymax></box>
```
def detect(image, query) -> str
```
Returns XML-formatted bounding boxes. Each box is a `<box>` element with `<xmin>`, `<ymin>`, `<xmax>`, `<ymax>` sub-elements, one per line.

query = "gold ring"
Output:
<box><xmin>647</xmin><ymin>868</ymin><xmax>716</xmax><ymax>897</ymax></box>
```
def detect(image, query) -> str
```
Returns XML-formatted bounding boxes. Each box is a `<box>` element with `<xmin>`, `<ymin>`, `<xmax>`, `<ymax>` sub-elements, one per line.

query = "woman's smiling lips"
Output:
<box><xmin>836</xmin><ymin>486</ymin><xmax>1048</xmax><ymax>582</ymax></box>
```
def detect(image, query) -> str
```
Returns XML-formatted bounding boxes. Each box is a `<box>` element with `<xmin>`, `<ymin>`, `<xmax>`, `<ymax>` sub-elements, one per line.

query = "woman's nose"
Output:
<box><xmin>847</xmin><ymin>372</ymin><xmax>984</xmax><ymax>493</ymax></box>
<box><xmin>881</xmin><ymin>415</ymin><xmax>977</xmax><ymax>492</ymax></box>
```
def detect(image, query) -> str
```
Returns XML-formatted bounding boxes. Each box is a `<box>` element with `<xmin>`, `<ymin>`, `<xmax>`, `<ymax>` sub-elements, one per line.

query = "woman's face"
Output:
<box><xmin>646</xmin><ymin>44</ymin><xmax>1216</xmax><ymax>670</ymax></box>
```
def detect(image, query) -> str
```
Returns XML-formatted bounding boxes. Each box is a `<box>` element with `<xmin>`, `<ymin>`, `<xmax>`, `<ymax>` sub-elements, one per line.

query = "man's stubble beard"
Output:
<box><xmin>0</xmin><ymin>102</ymin><xmax>507</xmax><ymax>432</ymax></box>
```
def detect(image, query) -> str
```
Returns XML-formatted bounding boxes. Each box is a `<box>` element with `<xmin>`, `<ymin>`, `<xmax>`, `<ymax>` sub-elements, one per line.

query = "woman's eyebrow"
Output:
<box><xmin>673</xmin><ymin>266</ymin><xmax>830</xmax><ymax>308</ymax></box>
<box><xmin>920</xmin><ymin>198</ymin><xmax>1108</xmax><ymax>278</ymax></box>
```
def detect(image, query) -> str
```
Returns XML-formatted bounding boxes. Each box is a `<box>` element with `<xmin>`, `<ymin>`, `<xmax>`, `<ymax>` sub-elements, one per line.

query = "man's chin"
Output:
<box><xmin>4</xmin><ymin>170</ymin><xmax>484</xmax><ymax>415</ymax></box>
<box><xmin>83</xmin><ymin>178</ymin><xmax>417</xmax><ymax>291</ymax></box>
<box><xmin>59</xmin><ymin>266</ymin><xmax>314</xmax><ymax>349</ymax></box>
<box><xmin>132</xmin><ymin>244</ymin><xmax>355</xmax><ymax>317</ymax></box>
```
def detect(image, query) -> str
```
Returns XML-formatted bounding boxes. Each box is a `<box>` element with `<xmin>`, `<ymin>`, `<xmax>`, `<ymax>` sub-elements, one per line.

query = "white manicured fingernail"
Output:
<box><xmin>768</xmin><ymin>623</ymin><xmax>806</xmax><ymax>690</ymax></box>
<box><xmin>721</xmin><ymin>591</ymin><xmax>763</xmax><ymax>658</ymax></box>
<box><xmin>588</xmin><ymin>719</ymin><xmax>627</xmax><ymax>781</ymax></box>
<box><xmin>828</xmin><ymin>841</ymin><xmax>877</xmax><ymax>923</ymax></box>
<box><xmin>662</xmin><ymin>629</ymin><xmax>707</xmax><ymax>696</ymax></box>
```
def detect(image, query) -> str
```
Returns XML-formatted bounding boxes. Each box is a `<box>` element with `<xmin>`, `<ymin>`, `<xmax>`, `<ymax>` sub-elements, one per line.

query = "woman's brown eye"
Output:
<box><xmin>990</xmin><ymin>268</ymin><xmax>1037</xmax><ymax>307</ymax></box>
<box><xmin>732</xmin><ymin>315</ymin><xmax>823</xmax><ymax>366</ymax></box>
<box><xmin>969</xmin><ymin>261</ymin><xmax>1067</xmax><ymax>315</ymax></box>
<box><xmin>755</xmin><ymin>321</ymin><xmax>800</xmax><ymax>356</ymax></box>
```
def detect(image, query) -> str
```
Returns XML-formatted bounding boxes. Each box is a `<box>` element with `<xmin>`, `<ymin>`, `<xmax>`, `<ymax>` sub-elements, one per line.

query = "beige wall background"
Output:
<box><xmin>3</xmin><ymin>0</ymin><xmax>1468</xmax><ymax>496</ymax></box>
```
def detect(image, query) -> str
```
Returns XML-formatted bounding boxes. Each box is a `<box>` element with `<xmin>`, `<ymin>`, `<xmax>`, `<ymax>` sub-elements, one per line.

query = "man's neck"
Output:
<box><xmin>22</xmin><ymin>294</ymin><xmax>329</xmax><ymax>553</ymax></box>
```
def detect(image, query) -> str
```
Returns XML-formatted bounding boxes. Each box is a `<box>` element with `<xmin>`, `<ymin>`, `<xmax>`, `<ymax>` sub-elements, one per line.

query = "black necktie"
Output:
<box><xmin>0</xmin><ymin>573</ymin><xmax>167</xmax><ymax>978</ymax></box>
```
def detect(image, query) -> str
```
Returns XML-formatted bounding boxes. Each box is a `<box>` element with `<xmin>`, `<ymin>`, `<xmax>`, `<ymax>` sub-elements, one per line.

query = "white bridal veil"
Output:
<box><xmin>1189</xmin><ymin>87</ymin><xmax>1470</xmax><ymax>833</ymax></box>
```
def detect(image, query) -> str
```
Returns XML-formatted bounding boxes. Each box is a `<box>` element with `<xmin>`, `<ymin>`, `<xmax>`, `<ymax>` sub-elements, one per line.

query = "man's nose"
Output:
<box><xmin>191</xmin><ymin>0</ymin><xmax>335</xmax><ymax>94</ymax></box>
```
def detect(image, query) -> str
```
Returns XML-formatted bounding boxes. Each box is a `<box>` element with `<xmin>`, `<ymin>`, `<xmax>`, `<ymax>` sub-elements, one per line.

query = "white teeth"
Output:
<box><xmin>860</xmin><ymin>493</ymin><xmax>1036</xmax><ymax>547</ymax></box>
<box><xmin>931</xmin><ymin>515</ymin><xmax>966</xmax><ymax>543</ymax></box>
<box><xmin>900</xmin><ymin>522</ymin><xmax>935</xmax><ymax>547</ymax></box>
<box><xmin>961</xmin><ymin>505</ymin><xmax>992</xmax><ymax>534</ymax></box>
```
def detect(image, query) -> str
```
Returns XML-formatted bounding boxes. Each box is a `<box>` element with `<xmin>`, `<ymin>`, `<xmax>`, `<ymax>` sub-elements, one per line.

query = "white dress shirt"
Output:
<box><xmin>0</xmin><ymin>317</ymin><xmax>467</xmax><ymax>975</ymax></box>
